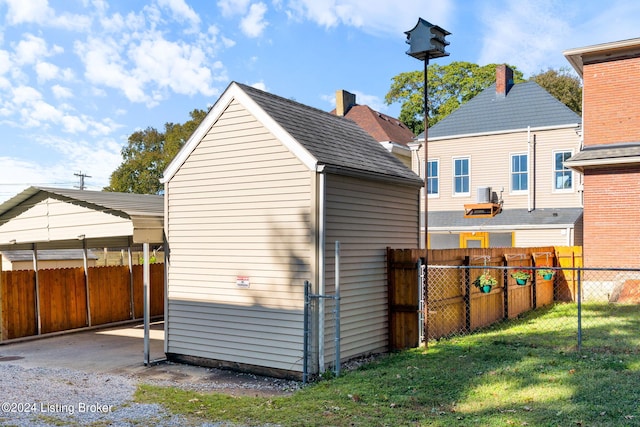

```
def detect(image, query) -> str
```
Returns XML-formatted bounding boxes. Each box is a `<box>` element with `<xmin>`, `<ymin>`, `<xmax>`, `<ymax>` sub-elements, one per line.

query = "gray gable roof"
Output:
<box><xmin>428</xmin><ymin>208</ymin><xmax>583</xmax><ymax>229</ymax></box>
<box><xmin>0</xmin><ymin>186</ymin><xmax>163</xmax><ymax>222</ymax></box>
<box><xmin>235</xmin><ymin>83</ymin><xmax>422</xmax><ymax>186</ymax></box>
<box><xmin>422</xmin><ymin>82</ymin><xmax>581</xmax><ymax>139</ymax></box>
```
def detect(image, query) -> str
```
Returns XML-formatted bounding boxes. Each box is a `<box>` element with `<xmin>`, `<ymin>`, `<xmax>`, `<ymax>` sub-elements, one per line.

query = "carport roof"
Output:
<box><xmin>1</xmin><ymin>248</ymin><xmax>99</xmax><ymax>262</ymax></box>
<box><xmin>0</xmin><ymin>186</ymin><xmax>163</xmax><ymax>250</ymax></box>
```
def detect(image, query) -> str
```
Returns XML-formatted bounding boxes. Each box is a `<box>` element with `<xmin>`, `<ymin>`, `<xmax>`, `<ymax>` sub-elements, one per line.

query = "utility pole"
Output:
<box><xmin>74</xmin><ymin>171</ymin><xmax>91</xmax><ymax>190</ymax></box>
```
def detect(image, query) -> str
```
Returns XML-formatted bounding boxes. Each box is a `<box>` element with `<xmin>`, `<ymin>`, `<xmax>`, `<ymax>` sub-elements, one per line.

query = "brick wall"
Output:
<box><xmin>583</xmin><ymin>166</ymin><xmax>640</xmax><ymax>267</ymax></box>
<box><xmin>583</xmin><ymin>56</ymin><xmax>640</xmax><ymax>146</ymax></box>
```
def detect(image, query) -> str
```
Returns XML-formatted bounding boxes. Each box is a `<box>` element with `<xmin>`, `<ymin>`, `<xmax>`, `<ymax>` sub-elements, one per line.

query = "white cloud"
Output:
<box><xmin>283</xmin><ymin>0</ymin><xmax>451</xmax><ymax>36</ymax></box>
<box><xmin>0</xmin><ymin>134</ymin><xmax>123</xmax><ymax>201</ymax></box>
<box><xmin>11</xmin><ymin>85</ymin><xmax>42</xmax><ymax>105</ymax></box>
<box><xmin>51</xmin><ymin>85</ymin><xmax>73</xmax><ymax>99</ymax></box>
<box><xmin>76</xmin><ymin>26</ymin><xmax>223</xmax><ymax>106</ymax></box>
<box><xmin>130</xmin><ymin>35</ymin><xmax>217</xmax><ymax>96</ymax></box>
<box><xmin>3</xmin><ymin>84</ymin><xmax>120</xmax><ymax>135</ymax></box>
<box><xmin>74</xmin><ymin>36</ymin><xmax>149</xmax><ymax>104</ymax></box>
<box><xmin>217</xmin><ymin>0</ymin><xmax>251</xmax><ymax>17</ymax></box>
<box><xmin>240</xmin><ymin>2</ymin><xmax>268</xmax><ymax>38</ymax></box>
<box><xmin>250</xmin><ymin>81</ymin><xmax>267</xmax><ymax>91</ymax></box>
<box><xmin>13</xmin><ymin>34</ymin><xmax>50</xmax><ymax>65</ymax></box>
<box><xmin>3</xmin><ymin>0</ymin><xmax>91</xmax><ymax>30</ymax></box>
<box><xmin>156</xmin><ymin>0</ymin><xmax>201</xmax><ymax>30</ymax></box>
<box><xmin>476</xmin><ymin>1</ymin><xmax>571</xmax><ymax>75</ymax></box>
<box><xmin>3</xmin><ymin>0</ymin><xmax>52</xmax><ymax>25</ymax></box>
<box><xmin>0</xmin><ymin>50</ymin><xmax>12</xmax><ymax>75</ymax></box>
<box><xmin>35</xmin><ymin>62</ymin><xmax>60</xmax><ymax>82</ymax></box>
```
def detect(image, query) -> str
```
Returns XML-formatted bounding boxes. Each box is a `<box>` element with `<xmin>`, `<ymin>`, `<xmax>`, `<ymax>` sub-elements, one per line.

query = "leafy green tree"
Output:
<box><xmin>530</xmin><ymin>67</ymin><xmax>582</xmax><ymax>115</ymax></box>
<box><xmin>385</xmin><ymin>62</ymin><xmax>525</xmax><ymax>134</ymax></box>
<box><xmin>105</xmin><ymin>108</ymin><xmax>207</xmax><ymax>194</ymax></box>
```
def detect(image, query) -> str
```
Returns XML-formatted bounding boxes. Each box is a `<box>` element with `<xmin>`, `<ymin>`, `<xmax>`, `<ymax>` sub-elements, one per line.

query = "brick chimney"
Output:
<box><xmin>496</xmin><ymin>64</ymin><xmax>514</xmax><ymax>98</ymax></box>
<box><xmin>336</xmin><ymin>89</ymin><xmax>356</xmax><ymax>116</ymax></box>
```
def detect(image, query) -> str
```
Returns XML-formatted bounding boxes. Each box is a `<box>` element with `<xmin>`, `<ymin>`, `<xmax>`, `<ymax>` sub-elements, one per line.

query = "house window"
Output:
<box><xmin>554</xmin><ymin>151</ymin><xmax>573</xmax><ymax>190</ymax></box>
<box><xmin>427</xmin><ymin>159</ymin><xmax>439</xmax><ymax>196</ymax></box>
<box><xmin>453</xmin><ymin>157</ymin><xmax>470</xmax><ymax>195</ymax></box>
<box><xmin>511</xmin><ymin>154</ymin><xmax>528</xmax><ymax>192</ymax></box>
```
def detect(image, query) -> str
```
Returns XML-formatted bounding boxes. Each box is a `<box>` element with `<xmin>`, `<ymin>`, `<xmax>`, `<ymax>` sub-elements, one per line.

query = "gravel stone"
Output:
<box><xmin>0</xmin><ymin>363</ymin><xmax>298</xmax><ymax>426</ymax></box>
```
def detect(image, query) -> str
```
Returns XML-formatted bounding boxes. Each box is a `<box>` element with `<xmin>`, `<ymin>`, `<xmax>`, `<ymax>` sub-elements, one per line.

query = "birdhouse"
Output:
<box><xmin>405</xmin><ymin>18</ymin><xmax>450</xmax><ymax>61</ymax></box>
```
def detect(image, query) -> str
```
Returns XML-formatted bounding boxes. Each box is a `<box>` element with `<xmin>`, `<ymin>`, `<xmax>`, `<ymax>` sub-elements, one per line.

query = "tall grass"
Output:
<box><xmin>136</xmin><ymin>302</ymin><xmax>640</xmax><ymax>426</ymax></box>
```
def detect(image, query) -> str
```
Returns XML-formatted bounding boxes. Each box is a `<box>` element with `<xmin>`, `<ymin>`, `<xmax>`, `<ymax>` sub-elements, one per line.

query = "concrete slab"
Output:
<box><xmin>0</xmin><ymin>322</ymin><xmax>300</xmax><ymax>396</ymax></box>
<box><xmin>0</xmin><ymin>321</ymin><xmax>165</xmax><ymax>373</ymax></box>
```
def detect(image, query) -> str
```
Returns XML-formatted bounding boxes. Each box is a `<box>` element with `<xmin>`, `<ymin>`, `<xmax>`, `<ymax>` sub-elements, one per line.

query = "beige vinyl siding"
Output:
<box><xmin>515</xmin><ymin>228</ymin><xmax>575</xmax><ymax>247</ymax></box>
<box><xmin>323</xmin><ymin>174</ymin><xmax>419</xmax><ymax>365</ymax></box>
<box><xmin>0</xmin><ymin>197</ymin><xmax>132</xmax><ymax>243</ymax></box>
<box><xmin>422</xmin><ymin>127</ymin><xmax>582</xmax><ymax>212</ymax></box>
<box><xmin>166</xmin><ymin>100</ymin><xmax>313</xmax><ymax>372</ymax></box>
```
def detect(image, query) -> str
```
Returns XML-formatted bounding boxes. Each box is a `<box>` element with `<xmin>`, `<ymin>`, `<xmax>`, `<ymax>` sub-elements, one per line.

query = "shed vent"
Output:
<box><xmin>477</xmin><ymin>187</ymin><xmax>491</xmax><ymax>203</ymax></box>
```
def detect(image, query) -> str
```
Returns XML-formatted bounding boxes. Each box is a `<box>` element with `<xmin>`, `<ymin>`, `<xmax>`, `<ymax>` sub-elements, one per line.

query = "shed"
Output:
<box><xmin>162</xmin><ymin>82</ymin><xmax>423</xmax><ymax>379</ymax></box>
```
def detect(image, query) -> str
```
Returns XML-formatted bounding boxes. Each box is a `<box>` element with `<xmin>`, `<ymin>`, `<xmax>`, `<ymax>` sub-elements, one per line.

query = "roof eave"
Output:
<box><xmin>423</xmin><ymin>123</ymin><xmax>581</xmax><ymax>141</ymax></box>
<box><xmin>565</xmin><ymin>156</ymin><xmax>640</xmax><ymax>173</ymax></box>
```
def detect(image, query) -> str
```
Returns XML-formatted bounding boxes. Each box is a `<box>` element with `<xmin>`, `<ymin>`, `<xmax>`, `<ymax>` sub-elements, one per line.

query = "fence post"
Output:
<box><xmin>464</xmin><ymin>256</ymin><xmax>471</xmax><ymax>333</ymax></box>
<box><xmin>334</xmin><ymin>241</ymin><xmax>340</xmax><ymax>378</ymax></box>
<box><xmin>577</xmin><ymin>268</ymin><xmax>582</xmax><ymax>351</ymax></box>
<box><xmin>503</xmin><ymin>258</ymin><xmax>509</xmax><ymax>320</ymax></box>
<box><xmin>418</xmin><ymin>257</ymin><xmax>424</xmax><ymax>343</ymax></box>
<box><xmin>303</xmin><ymin>280</ymin><xmax>310</xmax><ymax>384</ymax></box>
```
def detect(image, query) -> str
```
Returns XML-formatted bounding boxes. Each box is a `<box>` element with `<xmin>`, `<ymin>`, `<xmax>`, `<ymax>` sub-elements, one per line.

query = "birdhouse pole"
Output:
<box><xmin>404</xmin><ymin>17</ymin><xmax>450</xmax><ymax>347</ymax></box>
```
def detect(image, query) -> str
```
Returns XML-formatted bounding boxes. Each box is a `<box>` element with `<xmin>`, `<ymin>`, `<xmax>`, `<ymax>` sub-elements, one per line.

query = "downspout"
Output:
<box><xmin>317</xmin><ymin>165</ymin><xmax>326</xmax><ymax>373</ymax></box>
<box><xmin>527</xmin><ymin>126</ymin><xmax>533</xmax><ymax>212</ymax></box>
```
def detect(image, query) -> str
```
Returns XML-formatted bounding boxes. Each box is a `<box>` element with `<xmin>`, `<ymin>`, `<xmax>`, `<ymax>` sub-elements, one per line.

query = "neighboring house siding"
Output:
<box><xmin>0</xmin><ymin>197</ymin><xmax>133</xmax><ymax>242</ymax></box>
<box><xmin>421</xmin><ymin>127</ymin><xmax>582</xmax><ymax>212</ymax></box>
<box><xmin>514</xmin><ymin>229</ymin><xmax>574</xmax><ymax>247</ymax></box>
<box><xmin>582</xmin><ymin>166</ymin><xmax>640</xmax><ymax>267</ymax></box>
<box><xmin>166</xmin><ymin>100</ymin><xmax>313</xmax><ymax>372</ymax></box>
<box><xmin>323</xmin><ymin>174</ymin><xmax>419</xmax><ymax>364</ymax></box>
<box><xmin>583</xmin><ymin>57</ymin><xmax>640</xmax><ymax>147</ymax></box>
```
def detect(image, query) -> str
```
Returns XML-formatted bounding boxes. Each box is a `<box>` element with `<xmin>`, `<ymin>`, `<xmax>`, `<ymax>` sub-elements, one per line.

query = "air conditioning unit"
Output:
<box><xmin>476</xmin><ymin>187</ymin><xmax>491</xmax><ymax>203</ymax></box>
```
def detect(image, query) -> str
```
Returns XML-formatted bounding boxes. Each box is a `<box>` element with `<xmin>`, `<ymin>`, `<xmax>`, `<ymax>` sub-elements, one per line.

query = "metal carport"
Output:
<box><xmin>0</xmin><ymin>186</ymin><xmax>164</xmax><ymax>364</ymax></box>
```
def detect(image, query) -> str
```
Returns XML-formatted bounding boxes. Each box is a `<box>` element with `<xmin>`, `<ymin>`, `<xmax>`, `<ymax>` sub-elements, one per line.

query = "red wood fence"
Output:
<box><xmin>1</xmin><ymin>264</ymin><xmax>164</xmax><ymax>341</ymax></box>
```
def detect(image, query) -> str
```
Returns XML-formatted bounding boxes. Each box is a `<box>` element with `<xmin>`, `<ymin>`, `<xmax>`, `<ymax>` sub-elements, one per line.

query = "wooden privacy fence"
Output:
<box><xmin>0</xmin><ymin>263</ymin><xmax>164</xmax><ymax>341</ymax></box>
<box><xmin>387</xmin><ymin>246</ymin><xmax>582</xmax><ymax>350</ymax></box>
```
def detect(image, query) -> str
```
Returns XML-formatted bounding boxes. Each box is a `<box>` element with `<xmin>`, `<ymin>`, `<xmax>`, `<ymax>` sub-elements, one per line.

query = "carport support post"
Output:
<box><xmin>0</xmin><ymin>255</ymin><xmax>3</xmax><ymax>341</ymax></box>
<box><xmin>82</xmin><ymin>238</ymin><xmax>91</xmax><ymax>327</ymax></box>
<box><xmin>32</xmin><ymin>244</ymin><xmax>42</xmax><ymax>335</ymax></box>
<box><xmin>127</xmin><ymin>238</ymin><xmax>134</xmax><ymax>319</ymax></box>
<box><xmin>143</xmin><ymin>242</ymin><xmax>150</xmax><ymax>365</ymax></box>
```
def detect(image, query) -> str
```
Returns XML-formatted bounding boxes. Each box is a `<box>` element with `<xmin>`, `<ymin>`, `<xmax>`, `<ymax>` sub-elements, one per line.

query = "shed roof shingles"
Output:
<box><xmin>236</xmin><ymin>83</ymin><xmax>422</xmax><ymax>185</ymax></box>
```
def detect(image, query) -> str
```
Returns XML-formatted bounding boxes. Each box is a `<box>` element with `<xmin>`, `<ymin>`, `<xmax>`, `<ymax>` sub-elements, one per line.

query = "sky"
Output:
<box><xmin>0</xmin><ymin>0</ymin><xmax>639</xmax><ymax>202</ymax></box>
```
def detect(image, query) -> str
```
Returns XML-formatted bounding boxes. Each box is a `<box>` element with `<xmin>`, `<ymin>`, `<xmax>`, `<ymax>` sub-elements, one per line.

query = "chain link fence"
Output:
<box><xmin>423</xmin><ymin>265</ymin><xmax>640</xmax><ymax>352</ymax></box>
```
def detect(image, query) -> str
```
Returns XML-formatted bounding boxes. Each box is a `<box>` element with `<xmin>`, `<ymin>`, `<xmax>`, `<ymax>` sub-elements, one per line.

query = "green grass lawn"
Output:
<box><xmin>136</xmin><ymin>303</ymin><xmax>640</xmax><ymax>426</ymax></box>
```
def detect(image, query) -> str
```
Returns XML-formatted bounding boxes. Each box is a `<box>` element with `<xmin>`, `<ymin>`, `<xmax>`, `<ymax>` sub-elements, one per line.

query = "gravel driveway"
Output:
<box><xmin>0</xmin><ymin>361</ymin><xmax>300</xmax><ymax>427</ymax></box>
<box><xmin>0</xmin><ymin>322</ymin><xmax>302</xmax><ymax>425</ymax></box>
